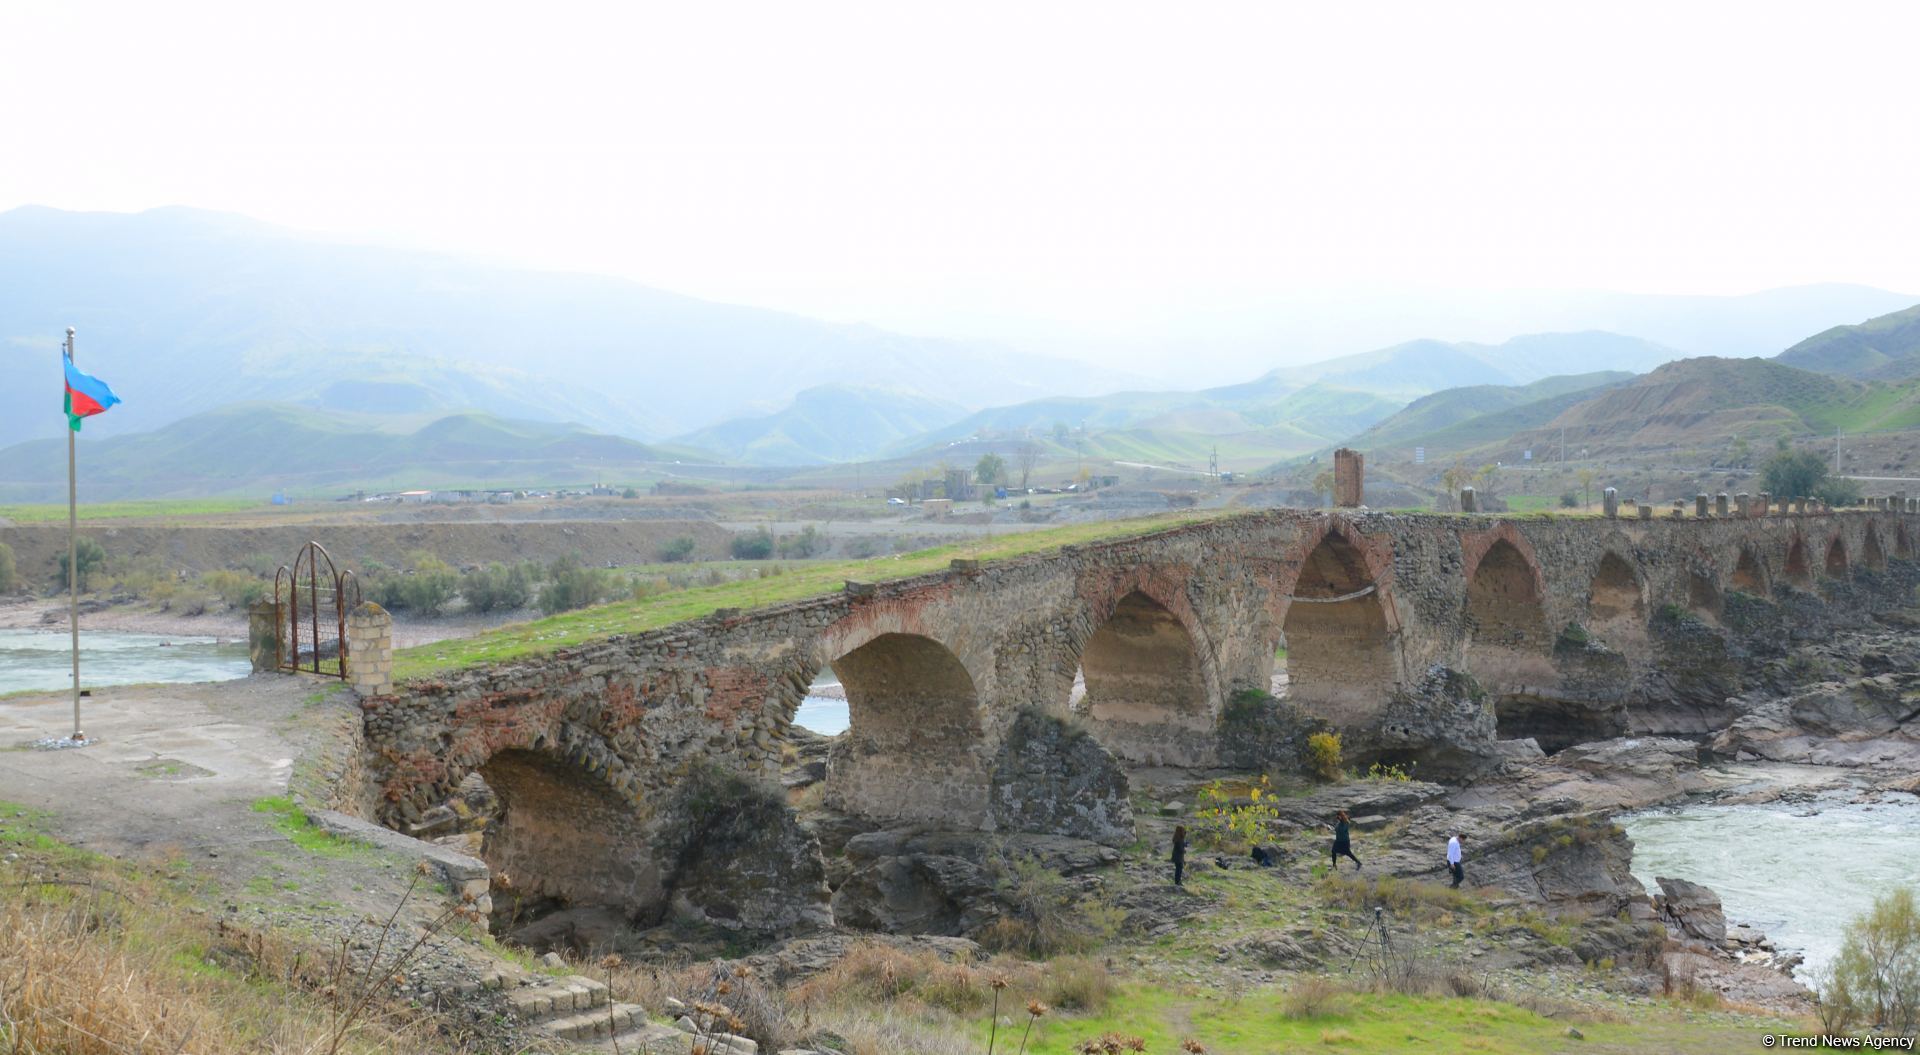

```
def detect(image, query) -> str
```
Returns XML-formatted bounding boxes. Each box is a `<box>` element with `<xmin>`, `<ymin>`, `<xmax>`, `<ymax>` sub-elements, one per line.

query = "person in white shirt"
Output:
<box><xmin>1446</xmin><ymin>833</ymin><xmax>1466</xmax><ymax>888</ymax></box>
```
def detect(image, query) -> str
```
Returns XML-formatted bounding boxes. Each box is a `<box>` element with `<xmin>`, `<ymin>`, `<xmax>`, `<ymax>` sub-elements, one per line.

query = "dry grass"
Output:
<box><xmin>1281</xmin><ymin>975</ymin><xmax>1353</xmax><ymax>1019</ymax></box>
<box><xmin>790</xmin><ymin>942</ymin><xmax>1115</xmax><ymax>1019</ymax></box>
<box><xmin>0</xmin><ymin>837</ymin><xmax>494</xmax><ymax>1055</ymax></box>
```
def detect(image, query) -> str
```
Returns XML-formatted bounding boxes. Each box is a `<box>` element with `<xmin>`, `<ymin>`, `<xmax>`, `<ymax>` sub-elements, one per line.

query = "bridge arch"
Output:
<box><xmin>1280</xmin><ymin>524</ymin><xmax>1399</xmax><ymax>728</ymax></box>
<box><xmin>1731</xmin><ymin>546</ymin><xmax>1770</xmax><ymax>596</ymax></box>
<box><xmin>476</xmin><ymin>743</ymin><xmax>662</xmax><ymax>917</ymax></box>
<box><xmin>1825</xmin><ymin>536</ymin><xmax>1850</xmax><ymax>579</ymax></box>
<box><xmin>1784</xmin><ymin>536</ymin><xmax>1813</xmax><ymax>589</ymax></box>
<box><xmin>1686</xmin><ymin>564</ymin><xmax>1723</xmax><ymax>622</ymax></box>
<box><xmin>1862</xmin><ymin>523</ymin><xmax>1887</xmax><ymax>571</ymax></box>
<box><xmin>1586</xmin><ymin>550</ymin><xmax>1648</xmax><ymax>646</ymax></box>
<box><xmin>815</xmin><ymin>630</ymin><xmax>988</xmax><ymax>825</ymax></box>
<box><xmin>1461</xmin><ymin>532</ymin><xmax>1552</xmax><ymax>693</ymax></box>
<box><xmin>1071</xmin><ymin>586</ymin><xmax>1217</xmax><ymax>765</ymax></box>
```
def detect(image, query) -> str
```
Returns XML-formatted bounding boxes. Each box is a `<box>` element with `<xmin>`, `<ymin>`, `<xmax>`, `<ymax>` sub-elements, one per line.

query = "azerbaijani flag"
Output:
<box><xmin>63</xmin><ymin>354</ymin><xmax>121</xmax><ymax>432</ymax></box>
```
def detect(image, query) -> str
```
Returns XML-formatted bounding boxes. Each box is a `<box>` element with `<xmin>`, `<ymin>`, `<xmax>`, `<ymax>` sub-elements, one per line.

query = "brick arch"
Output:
<box><xmin>1278</xmin><ymin>521</ymin><xmax>1402</xmax><ymax>728</ymax></box>
<box><xmin>1064</xmin><ymin>568</ymin><xmax>1224</xmax><ymax>766</ymax></box>
<box><xmin>1731</xmin><ymin>544</ymin><xmax>1771</xmax><ymax>597</ymax></box>
<box><xmin>1825</xmin><ymin>535</ymin><xmax>1850</xmax><ymax>578</ymax></box>
<box><xmin>810</xmin><ymin>627</ymin><xmax>990</xmax><ymax>826</ymax></box>
<box><xmin>381</xmin><ymin>694</ymin><xmax>659</xmax><ymax>915</ymax></box>
<box><xmin>1586</xmin><ymin>548</ymin><xmax>1648</xmax><ymax>644</ymax></box>
<box><xmin>1862</xmin><ymin>522</ymin><xmax>1887</xmax><ymax>570</ymax></box>
<box><xmin>1685</xmin><ymin>555</ymin><xmax>1723</xmax><ymax>621</ymax></box>
<box><xmin>1784</xmin><ymin>534</ymin><xmax>1813</xmax><ymax>588</ymax></box>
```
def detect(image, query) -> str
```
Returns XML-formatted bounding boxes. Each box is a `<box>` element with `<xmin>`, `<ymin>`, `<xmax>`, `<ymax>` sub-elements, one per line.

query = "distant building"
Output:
<box><xmin>397</xmin><ymin>490</ymin><xmax>433</xmax><ymax>504</ymax></box>
<box><xmin>923</xmin><ymin>498</ymin><xmax>953</xmax><ymax>518</ymax></box>
<box><xmin>944</xmin><ymin>468</ymin><xmax>975</xmax><ymax>501</ymax></box>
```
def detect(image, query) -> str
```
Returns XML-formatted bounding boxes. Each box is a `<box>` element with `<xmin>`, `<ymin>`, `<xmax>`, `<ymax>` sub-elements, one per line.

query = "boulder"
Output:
<box><xmin>830</xmin><ymin>852</ymin><xmax>994</xmax><ymax>935</ymax></box>
<box><xmin>988</xmin><ymin>710</ymin><xmax>1135</xmax><ymax>846</ymax></box>
<box><xmin>1654</xmin><ymin>876</ymin><xmax>1726</xmax><ymax>944</ymax></box>
<box><xmin>658</xmin><ymin>770</ymin><xmax>834</xmax><ymax>938</ymax></box>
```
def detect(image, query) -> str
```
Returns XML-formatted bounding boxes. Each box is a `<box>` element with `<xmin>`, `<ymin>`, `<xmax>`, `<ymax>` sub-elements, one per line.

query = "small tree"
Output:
<box><xmin>1558</xmin><ymin>491</ymin><xmax>1579</xmax><ymax>509</ymax></box>
<box><xmin>395</xmin><ymin>555</ymin><xmax>459</xmax><ymax>616</ymax></box>
<box><xmin>1015</xmin><ymin>441</ymin><xmax>1041</xmax><ymax>490</ymax></box>
<box><xmin>1310</xmin><ymin>469</ymin><xmax>1335</xmax><ymax>507</ymax></box>
<box><xmin>57</xmin><ymin>537</ymin><xmax>107</xmax><ymax>591</ymax></box>
<box><xmin>776</xmin><ymin>525</ymin><xmax>824</xmax><ymax>559</ymax></box>
<box><xmin>656</xmin><ymin>535</ymin><xmax>697</xmax><ymax>563</ymax></box>
<box><xmin>1827</xmin><ymin>885</ymin><xmax>1920</xmax><ymax>1039</ymax></box>
<box><xmin>621</xmin><ymin>486</ymin><xmax>639</xmax><ymax>499</ymax></box>
<box><xmin>1763</xmin><ymin>447</ymin><xmax>1861</xmax><ymax>506</ymax></box>
<box><xmin>538</xmin><ymin>557</ymin><xmax>611</xmax><ymax>615</ymax></box>
<box><xmin>201</xmin><ymin>569</ymin><xmax>268</xmax><ymax>609</ymax></box>
<box><xmin>976</xmin><ymin>452</ymin><xmax>1007</xmax><ymax>488</ymax></box>
<box><xmin>730</xmin><ymin>526</ymin><xmax>774</xmax><ymax>560</ymax></box>
<box><xmin>0</xmin><ymin>540</ymin><xmax>15</xmax><ymax>593</ymax></box>
<box><xmin>1577</xmin><ymin>468</ymin><xmax>1598</xmax><ymax>510</ymax></box>
<box><xmin>461</xmin><ymin>562</ymin><xmax>533</xmax><ymax>612</ymax></box>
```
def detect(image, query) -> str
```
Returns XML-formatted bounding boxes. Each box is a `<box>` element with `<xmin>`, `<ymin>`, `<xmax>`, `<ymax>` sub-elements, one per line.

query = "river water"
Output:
<box><xmin>1622</xmin><ymin>788</ymin><xmax>1920</xmax><ymax>981</ymax></box>
<box><xmin>795</xmin><ymin>669</ymin><xmax>849</xmax><ymax>735</ymax></box>
<box><xmin>0</xmin><ymin>628</ymin><xmax>251</xmax><ymax>695</ymax></box>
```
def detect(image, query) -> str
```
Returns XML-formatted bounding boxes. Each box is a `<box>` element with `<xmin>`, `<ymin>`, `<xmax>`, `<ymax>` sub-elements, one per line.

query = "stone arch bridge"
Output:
<box><xmin>354</xmin><ymin>508</ymin><xmax>1916</xmax><ymax>920</ymax></box>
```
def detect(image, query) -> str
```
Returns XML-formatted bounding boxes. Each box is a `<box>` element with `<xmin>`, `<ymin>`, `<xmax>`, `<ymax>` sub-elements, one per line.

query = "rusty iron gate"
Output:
<box><xmin>275</xmin><ymin>541</ymin><xmax>360</xmax><ymax>678</ymax></box>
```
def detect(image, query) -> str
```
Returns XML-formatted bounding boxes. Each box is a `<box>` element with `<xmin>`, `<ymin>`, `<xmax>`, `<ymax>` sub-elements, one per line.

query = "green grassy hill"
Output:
<box><xmin>1386</xmin><ymin>357</ymin><xmax>1920</xmax><ymax>467</ymax></box>
<box><xmin>673</xmin><ymin>384</ymin><xmax>969</xmax><ymax>465</ymax></box>
<box><xmin>0</xmin><ymin>403</ymin><xmax>695</xmax><ymax>501</ymax></box>
<box><xmin>1351</xmin><ymin>372</ymin><xmax>1633</xmax><ymax>452</ymax></box>
<box><xmin>1776</xmin><ymin>302</ymin><xmax>1920</xmax><ymax>379</ymax></box>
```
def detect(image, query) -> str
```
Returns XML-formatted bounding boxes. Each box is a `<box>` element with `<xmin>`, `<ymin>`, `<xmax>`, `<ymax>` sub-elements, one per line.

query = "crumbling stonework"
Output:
<box><xmin>351</xmin><ymin>507</ymin><xmax>1920</xmax><ymax>927</ymax></box>
<box><xmin>1333</xmin><ymin>448</ymin><xmax>1364</xmax><ymax>507</ymax></box>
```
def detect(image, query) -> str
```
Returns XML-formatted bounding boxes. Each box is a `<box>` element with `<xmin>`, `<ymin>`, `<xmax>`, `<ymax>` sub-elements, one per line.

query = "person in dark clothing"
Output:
<box><xmin>1171</xmin><ymin>825</ymin><xmax>1188</xmax><ymax>886</ymax></box>
<box><xmin>1328</xmin><ymin>810</ymin><xmax>1362</xmax><ymax>871</ymax></box>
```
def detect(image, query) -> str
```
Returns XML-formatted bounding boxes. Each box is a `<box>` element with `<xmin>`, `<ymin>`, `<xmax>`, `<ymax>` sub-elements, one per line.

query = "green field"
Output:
<box><xmin>993</xmin><ymin>984</ymin><xmax>1794</xmax><ymax>1055</ymax></box>
<box><xmin>392</xmin><ymin>511</ymin><xmax>1228</xmax><ymax>680</ymax></box>
<box><xmin>0</xmin><ymin>498</ymin><xmax>266</xmax><ymax>523</ymax></box>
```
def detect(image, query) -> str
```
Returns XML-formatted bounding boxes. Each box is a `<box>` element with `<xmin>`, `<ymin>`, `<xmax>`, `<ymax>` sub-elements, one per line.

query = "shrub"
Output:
<box><xmin>730</xmin><ymin>527</ymin><xmax>775</xmax><ymax>560</ymax></box>
<box><xmin>621</xmin><ymin>487</ymin><xmax>639</xmax><ymax>499</ymax></box>
<box><xmin>1281</xmin><ymin>975</ymin><xmax>1352</xmax><ymax>1019</ymax></box>
<box><xmin>461</xmin><ymin>562</ymin><xmax>533</xmax><ymax>613</ymax></box>
<box><xmin>393</xmin><ymin>556</ymin><xmax>459</xmax><ymax>616</ymax></box>
<box><xmin>538</xmin><ymin>560</ymin><xmax>613</xmax><ymax>615</ymax></box>
<box><xmin>200</xmin><ymin>570</ymin><xmax>269</xmax><ymax>610</ymax></box>
<box><xmin>656</xmin><ymin>535</ymin><xmax>697</xmax><ymax>563</ymax></box>
<box><xmin>1195</xmin><ymin>775</ymin><xmax>1281</xmax><ymax>849</ymax></box>
<box><xmin>0</xmin><ymin>540</ymin><xmax>15</xmax><ymax>593</ymax></box>
<box><xmin>978</xmin><ymin>856</ymin><xmax>1124</xmax><ymax>958</ymax></box>
<box><xmin>1306</xmin><ymin>731</ymin><xmax>1343</xmax><ymax>780</ymax></box>
<box><xmin>777</xmin><ymin>525</ymin><xmax>826</xmax><ymax>559</ymax></box>
<box><xmin>57</xmin><ymin>536</ymin><xmax>108</xmax><ymax>590</ymax></box>
<box><xmin>1558</xmin><ymin>492</ymin><xmax>1579</xmax><ymax>508</ymax></box>
<box><xmin>1826</xmin><ymin>885</ymin><xmax>1920</xmax><ymax>1038</ymax></box>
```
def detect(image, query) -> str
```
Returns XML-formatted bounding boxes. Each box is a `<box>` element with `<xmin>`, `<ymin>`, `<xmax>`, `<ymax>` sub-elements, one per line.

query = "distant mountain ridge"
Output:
<box><xmin>0</xmin><ymin>403</ymin><xmax>695</xmax><ymax>501</ymax></box>
<box><xmin>1775</xmin><ymin>303</ymin><xmax>1920</xmax><ymax>380</ymax></box>
<box><xmin>0</xmin><ymin>205</ymin><xmax>1144</xmax><ymax>446</ymax></box>
<box><xmin>672</xmin><ymin>384</ymin><xmax>969</xmax><ymax>465</ymax></box>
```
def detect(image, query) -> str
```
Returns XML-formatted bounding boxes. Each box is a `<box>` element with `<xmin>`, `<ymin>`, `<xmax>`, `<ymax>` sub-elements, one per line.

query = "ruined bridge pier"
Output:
<box><xmin>354</xmin><ymin>509</ymin><xmax>1918</xmax><ymax>918</ymax></box>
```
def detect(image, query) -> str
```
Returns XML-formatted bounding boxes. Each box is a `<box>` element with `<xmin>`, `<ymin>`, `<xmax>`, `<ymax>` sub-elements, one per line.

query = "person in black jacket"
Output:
<box><xmin>1171</xmin><ymin>825</ymin><xmax>1188</xmax><ymax>886</ymax></box>
<box><xmin>1328</xmin><ymin>810</ymin><xmax>1362</xmax><ymax>871</ymax></box>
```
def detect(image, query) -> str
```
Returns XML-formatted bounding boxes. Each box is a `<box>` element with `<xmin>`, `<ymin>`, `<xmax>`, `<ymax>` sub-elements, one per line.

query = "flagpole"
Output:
<box><xmin>66</xmin><ymin>326</ymin><xmax>82</xmax><ymax>741</ymax></box>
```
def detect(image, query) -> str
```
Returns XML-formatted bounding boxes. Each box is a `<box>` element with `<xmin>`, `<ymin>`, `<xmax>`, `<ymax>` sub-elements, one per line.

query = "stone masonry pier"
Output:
<box><xmin>351</xmin><ymin>508</ymin><xmax>1919</xmax><ymax>924</ymax></box>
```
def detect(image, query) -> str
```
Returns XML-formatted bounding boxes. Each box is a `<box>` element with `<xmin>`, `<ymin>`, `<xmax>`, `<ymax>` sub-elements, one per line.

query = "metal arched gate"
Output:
<box><xmin>275</xmin><ymin>541</ymin><xmax>360</xmax><ymax>678</ymax></box>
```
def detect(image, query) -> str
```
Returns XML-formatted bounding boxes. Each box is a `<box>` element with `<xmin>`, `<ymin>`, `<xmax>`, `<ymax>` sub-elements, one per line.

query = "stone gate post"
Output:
<box><xmin>247</xmin><ymin>600</ymin><xmax>282</xmax><ymax>673</ymax></box>
<box><xmin>346</xmin><ymin>602</ymin><xmax>394</xmax><ymax>697</ymax></box>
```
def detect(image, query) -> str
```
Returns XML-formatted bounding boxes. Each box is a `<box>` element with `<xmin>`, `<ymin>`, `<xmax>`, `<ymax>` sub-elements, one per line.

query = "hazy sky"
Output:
<box><xmin>5</xmin><ymin>1</ymin><xmax>1918</xmax><ymax>360</ymax></box>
